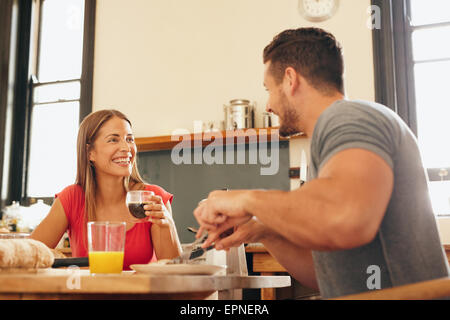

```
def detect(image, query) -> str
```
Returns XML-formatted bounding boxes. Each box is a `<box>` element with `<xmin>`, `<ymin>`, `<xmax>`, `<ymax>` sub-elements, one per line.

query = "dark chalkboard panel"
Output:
<box><xmin>137</xmin><ymin>141</ymin><xmax>290</xmax><ymax>243</ymax></box>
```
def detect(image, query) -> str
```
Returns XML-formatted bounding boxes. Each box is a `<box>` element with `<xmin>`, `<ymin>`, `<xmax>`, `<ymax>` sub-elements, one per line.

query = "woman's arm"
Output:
<box><xmin>30</xmin><ymin>198</ymin><xmax>68</xmax><ymax>249</ymax></box>
<box><xmin>150</xmin><ymin>201</ymin><xmax>182</xmax><ymax>260</ymax></box>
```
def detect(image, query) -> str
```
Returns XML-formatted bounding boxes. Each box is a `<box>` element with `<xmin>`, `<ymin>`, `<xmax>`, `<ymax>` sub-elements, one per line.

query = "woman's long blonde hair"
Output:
<box><xmin>75</xmin><ymin>109</ymin><xmax>146</xmax><ymax>222</ymax></box>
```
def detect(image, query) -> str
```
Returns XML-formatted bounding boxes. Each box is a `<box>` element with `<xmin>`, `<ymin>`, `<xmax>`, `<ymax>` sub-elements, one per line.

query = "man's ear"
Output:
<box><xmin>283</xmin><ymin>67</ymin><xmax>300</xmax><ymax>96</ymax></box>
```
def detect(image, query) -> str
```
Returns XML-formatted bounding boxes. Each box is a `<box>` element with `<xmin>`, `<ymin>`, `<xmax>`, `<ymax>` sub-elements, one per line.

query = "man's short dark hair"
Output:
<box><xmin>263</xmin><ymin>27</ymin><xmax>344</xmax><ymax>95</ymax></box>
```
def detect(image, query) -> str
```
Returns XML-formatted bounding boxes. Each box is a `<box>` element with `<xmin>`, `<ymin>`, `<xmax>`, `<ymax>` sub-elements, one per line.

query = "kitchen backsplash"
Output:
<box><xmin>137</xmin><ymin>141</ymin><xmax>290</xmax><ymax>243</ymax></box>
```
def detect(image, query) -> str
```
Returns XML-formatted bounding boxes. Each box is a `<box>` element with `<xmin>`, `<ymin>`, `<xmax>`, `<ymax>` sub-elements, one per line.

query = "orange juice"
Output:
<box><xmin>88</xmin><ymin>251</ymin><xmax>124</xmax><ymax>274</ymax></box>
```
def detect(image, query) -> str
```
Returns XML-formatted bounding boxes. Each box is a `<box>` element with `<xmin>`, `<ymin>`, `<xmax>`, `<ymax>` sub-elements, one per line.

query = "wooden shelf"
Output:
<box><xmin>135</xmin><ymin>128</ymin><xmax>306</xmax><ymax>152</ymax></box>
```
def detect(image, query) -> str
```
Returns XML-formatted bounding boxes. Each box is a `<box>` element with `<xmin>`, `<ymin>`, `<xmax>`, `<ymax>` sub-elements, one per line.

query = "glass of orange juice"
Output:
<box><xmin>87</xmin><ymin>221</ymin><xmax>126</xmax><ymax>274</ymax></box>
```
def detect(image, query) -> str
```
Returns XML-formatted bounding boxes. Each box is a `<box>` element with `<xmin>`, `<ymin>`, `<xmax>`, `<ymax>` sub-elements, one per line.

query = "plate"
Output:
<box><xmin>130</xmin><ymin>263</ymin><xmax>226</xmax><ymax>275</ymax></box>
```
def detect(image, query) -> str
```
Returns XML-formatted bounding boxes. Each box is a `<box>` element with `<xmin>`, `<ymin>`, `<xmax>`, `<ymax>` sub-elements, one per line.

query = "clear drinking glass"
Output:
<box><xmin>126</xmin><ymin>190</ymin><xmax>155</xmax><ymax>220</ymax></box>
<box><xmin>87</xmin><ymin>221</ymin><xmax>126</xmax><ymax>274</ymax></box>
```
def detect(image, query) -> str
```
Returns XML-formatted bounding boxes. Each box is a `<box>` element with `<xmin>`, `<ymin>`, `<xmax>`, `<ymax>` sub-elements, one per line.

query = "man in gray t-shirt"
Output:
<box><xmin>309</xmin><ymin>99</ymin><xmax>449</xmax><ymax>298</ymax></box>
<box><xmin>193</xmin><ymin>27</ymin><xmax>449</xmax><ymax>299</ymax></box>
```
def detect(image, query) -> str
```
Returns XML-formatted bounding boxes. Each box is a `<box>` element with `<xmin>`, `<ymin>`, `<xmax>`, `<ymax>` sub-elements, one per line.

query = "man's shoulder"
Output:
<box><xmin>324</xmin><ymin>99</ymin><xmax>396</xmax><ymax>120</ymax></box>
<box><xmin>310</xmin><ymin>99</ymin><xmax>404</xmax><ymax>170</ymax></box>
<box><xmin>314</xmin><ymin>99</ymin><xmax>402</xmax><ymax>136</ymax></box>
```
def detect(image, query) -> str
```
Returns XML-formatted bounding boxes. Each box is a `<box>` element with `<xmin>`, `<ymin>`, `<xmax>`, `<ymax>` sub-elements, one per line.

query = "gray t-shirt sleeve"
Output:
<box><xmin>312</xmin><ymin>101</ymin><xmax>398</xmax><ymax>172</ymax></box>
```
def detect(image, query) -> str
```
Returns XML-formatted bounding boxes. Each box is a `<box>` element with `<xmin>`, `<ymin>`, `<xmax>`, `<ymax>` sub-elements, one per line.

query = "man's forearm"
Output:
<box><xmin>242</xmin><ymin>149</ymin><xmax>393</xmax><ymax>252</ymax></box>
<box><xmin>243</xmin><ymin>179</ymin><xmax>354</xmax><ymax>251</ymax></box>
<box><xmin>259</xmin><ymin>232</ymin><xmax>319</xmax><ymax>290</ymax></box>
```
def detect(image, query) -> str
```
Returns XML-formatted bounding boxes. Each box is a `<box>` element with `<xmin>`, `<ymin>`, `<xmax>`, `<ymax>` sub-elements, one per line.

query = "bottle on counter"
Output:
<box><xmin>64</xmin><ymin>235</ymin><xmax>70</xmax><ymax>248</ymax></box>
<box><xmin>2</xmin><ymin>201</ymin><xmax>21</xmax><ymax>232</ymax></box>
<box><xmin>56</xmin><ymin>232</ymin><xmax>71</xmax><ymax>249</ymax></box>
<box><xmin>24</xmin><ymin>199</ymin><xmax>51</xmax><ymax>232</ymax></box>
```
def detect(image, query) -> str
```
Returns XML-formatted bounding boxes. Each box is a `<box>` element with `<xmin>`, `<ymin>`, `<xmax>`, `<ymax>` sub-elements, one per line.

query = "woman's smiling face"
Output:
<box><xmin>88</xmin><ymin>116</ymin><xmax>136</xmax><ymax>178</ymax></box>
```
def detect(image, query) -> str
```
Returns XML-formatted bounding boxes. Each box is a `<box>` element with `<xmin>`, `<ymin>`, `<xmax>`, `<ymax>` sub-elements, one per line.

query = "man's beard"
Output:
<box><xmin>278</xmin><ymin>93</ymin><xmax>301</xmax><ymax>138</ymax></box>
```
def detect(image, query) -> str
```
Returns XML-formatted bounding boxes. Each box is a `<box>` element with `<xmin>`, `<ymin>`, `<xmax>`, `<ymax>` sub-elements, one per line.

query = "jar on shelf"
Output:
<box><xmin>223</xmin><ymin>99</ymin><xmax>255</xmax><ymax>130</ymax></box>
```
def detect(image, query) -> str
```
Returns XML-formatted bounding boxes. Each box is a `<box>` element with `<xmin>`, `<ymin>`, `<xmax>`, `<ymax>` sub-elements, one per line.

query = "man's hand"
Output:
<box><xmin>203</xmin><ymin>217</ymin><xmax>269</xmax><ymax>250</ymax></box>
<box><xmin>193</xmin><ymin>190</ymin><xmax>253</xmax><ymax>234</ymax></box>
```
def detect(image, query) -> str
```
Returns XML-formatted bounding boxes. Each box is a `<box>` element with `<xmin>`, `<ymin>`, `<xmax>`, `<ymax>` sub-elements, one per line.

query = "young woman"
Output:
<box><xmin>31</xmin><ymin>109</ymin><xmax>182</xmax><ymax>270</ymax></box>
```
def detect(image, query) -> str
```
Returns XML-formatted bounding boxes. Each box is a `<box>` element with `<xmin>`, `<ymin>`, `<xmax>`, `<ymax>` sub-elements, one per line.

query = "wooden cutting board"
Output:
<box><xmin>0</xmin><ymin>268</ymin><xmax>41</xmax><ymax>274</ymax></box>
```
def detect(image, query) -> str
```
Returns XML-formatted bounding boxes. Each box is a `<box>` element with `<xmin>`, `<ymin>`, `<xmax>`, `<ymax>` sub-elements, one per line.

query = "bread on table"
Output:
<box><xmin>0</xmin><ymin>238</ymin><xmax>55</xmax><ymax>269</ymax></box>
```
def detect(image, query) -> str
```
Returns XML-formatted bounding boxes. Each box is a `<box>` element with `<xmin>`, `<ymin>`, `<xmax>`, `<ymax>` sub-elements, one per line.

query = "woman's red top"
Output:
<box><xmin>55</xmin><ymin>184</ymin><xmax>173</xmax><ymax>270</ymax></box>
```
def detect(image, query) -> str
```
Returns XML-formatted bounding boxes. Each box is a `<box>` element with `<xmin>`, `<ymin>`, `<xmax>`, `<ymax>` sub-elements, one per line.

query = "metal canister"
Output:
<box><xmin>262</xmin><ymin>111</ymin><xmax>280</xmax><ymax>128</ymax></box>
<box><xmin>223</xmin><ymin>99</ymin><xmax>255</xmax><ymax>130</ymax></box>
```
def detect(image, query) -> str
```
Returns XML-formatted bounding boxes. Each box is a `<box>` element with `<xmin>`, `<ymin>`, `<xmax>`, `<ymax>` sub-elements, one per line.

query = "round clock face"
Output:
<box><xmin>299</xmin><ymin>0</ymin><xmax>339</xmax><ymax>22</ymax></box>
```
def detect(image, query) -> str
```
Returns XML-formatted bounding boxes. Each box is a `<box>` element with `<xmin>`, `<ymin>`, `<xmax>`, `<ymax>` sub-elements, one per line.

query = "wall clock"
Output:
<box><xmin>298</xmin><ymin>0</ymin><xmax>340</xmax><ymax>22</ymax></box>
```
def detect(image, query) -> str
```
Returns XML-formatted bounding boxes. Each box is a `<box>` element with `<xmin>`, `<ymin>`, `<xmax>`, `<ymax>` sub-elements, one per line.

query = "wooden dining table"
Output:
<box><xmin>0</xmin><ymin>268</ymin><xmax>291</xmax><ymax>300</ymax></box>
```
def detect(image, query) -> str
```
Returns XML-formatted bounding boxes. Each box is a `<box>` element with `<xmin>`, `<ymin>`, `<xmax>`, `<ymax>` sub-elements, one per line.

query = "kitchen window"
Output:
<box><xmin>0</xmin><ymin>0</ymin><xmax>95</xmax><ymax>205</ymax></box>
<box><xmin>26</xmin><ymin>0</ymin><xmax>95</xmax><ymax>201</ymax></box>
<box><xmin>409</xmin><ymin>0</ymin><xmax>450</xmax><ymax>216</ymax></box>
<box><xmin>27</xmin><ymin>0</ymin><xmax>84</xmax><ymax>198</ymax></box>
<box><xmin>372</xmin><ymin>0</ymin><xmax>450</xmax><ymax>215</ymax></box>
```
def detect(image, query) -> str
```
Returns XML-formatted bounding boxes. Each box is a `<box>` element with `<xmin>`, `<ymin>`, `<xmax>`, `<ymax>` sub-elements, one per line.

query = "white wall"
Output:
<box><xmin>93</xmin><ymin>0</ymin><xmax>375</xmax><ymax>138</ymax></box>
<box><xmin>437</xmin><ymin>217</ymin><xmax>450</xmax><ymax>244</ymax></box>
<box><xmin>92</xmin><ymin>0</ymin><xmax>450</xmax><ymax>246</ymax></box>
